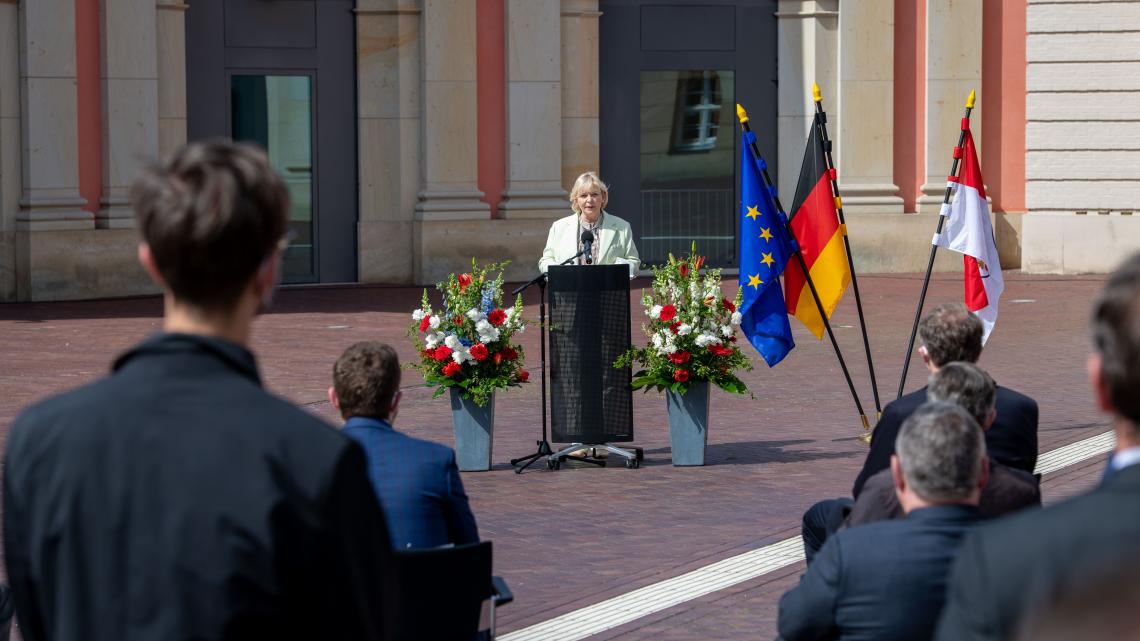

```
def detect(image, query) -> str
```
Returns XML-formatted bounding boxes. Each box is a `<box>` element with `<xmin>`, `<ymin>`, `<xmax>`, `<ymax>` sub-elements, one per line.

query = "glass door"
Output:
<box><xmin>230</xmin><ymin>74</ymin><xmax>316</xmax><ymax>283</ymax></box>
<box><xmin>639</xmin><ymin>70</ymin><xmax>736</xmax><ymax>266</ymax></box>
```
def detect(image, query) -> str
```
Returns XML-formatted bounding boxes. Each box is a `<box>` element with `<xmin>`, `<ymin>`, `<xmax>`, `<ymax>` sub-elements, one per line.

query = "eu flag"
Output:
<box><xmin>739</xmin><ymin>130</ymin><xmax>795</xmax><ymax>366</ymax></box>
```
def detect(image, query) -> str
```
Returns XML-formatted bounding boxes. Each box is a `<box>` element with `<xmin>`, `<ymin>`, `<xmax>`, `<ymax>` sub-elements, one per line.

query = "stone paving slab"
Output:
<box><xmin>0</xmin><ymin>271</ymin><xmax>1113</xmax><ymax>638</ymax></box>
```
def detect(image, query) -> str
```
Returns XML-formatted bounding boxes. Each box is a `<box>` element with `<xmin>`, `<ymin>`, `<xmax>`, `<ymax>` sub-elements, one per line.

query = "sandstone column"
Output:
<box><xmin>776</xmin><ymin>0</ymin><xmax>838</xmax><ymax>204</ymax></box>
<box><xmin>836</xmin><ymin>0</ymin><xmax>902</xmax><ymax>213</ymax></box>
<box><xmin>15</xmin><ymin>0</ymin><xmax>89</xmax><ymax>230</ymax></box>
<box><xmin>917</xmin><ymin>0</ymin><xmax>982</xmax><ymax>213</ymax></box>
<box><xmin>497</xmin><ymin>0</ymin><xmax>567</xmax><ymax>219</ymax></box>
<box><xmin>97</xmin><ymin>0</ymin><xmax>159</xmax><ymax>228</ymax></box>
<box><xmin>156</xmin><ymin>1</ymin><xmax>188</xmax><ymax>157</ymax></box>
<box><xmin>357</xmin><ymin>0</ymin><xmax>421</xmax><ymax>283</ymax></box>
<box><xmin>560</xmin><ymin>0</ymin><xmax>600</xmax><ymax>192</ymax></box>
<box><xmin>415</xmin><ymin>0</ymin><xmax>488</xmax><ymax>220</ymax></box>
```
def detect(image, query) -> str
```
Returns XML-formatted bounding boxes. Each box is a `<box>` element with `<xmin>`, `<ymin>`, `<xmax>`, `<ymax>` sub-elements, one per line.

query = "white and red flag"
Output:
<box><xmin>934</xmin><ymin>126</ymin><xmax>1003</xmax><ymax>343</ymax></box>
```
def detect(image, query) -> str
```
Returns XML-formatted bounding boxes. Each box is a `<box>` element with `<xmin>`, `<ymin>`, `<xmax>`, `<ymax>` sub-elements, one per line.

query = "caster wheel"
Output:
<box><xmin>635</xmin><ymin>447</ymin><xmax>645</xmax><ymax>462</ymax></box>
<box><xmin>626</xmin><ymin>458</ymin><xmax>640</xmax><ymax>469</ymax></box>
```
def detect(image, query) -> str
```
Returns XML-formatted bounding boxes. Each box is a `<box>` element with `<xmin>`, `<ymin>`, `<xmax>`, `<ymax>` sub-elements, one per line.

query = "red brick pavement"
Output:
<box><xmin>0</xmin><ymin>271</ymin><xmax>1113</xmax><ymax>639</ymax></box>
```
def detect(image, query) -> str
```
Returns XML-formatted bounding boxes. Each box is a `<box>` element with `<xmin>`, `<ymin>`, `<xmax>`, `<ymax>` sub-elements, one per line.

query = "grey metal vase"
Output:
<box><xmin>666</xmin><ymin>381</ymin><xmax>710</xmax><ymax>466</ymax></box>
<box><xmin>450</xmin><ymin>389</ymin><xmax>495</xmax><ymax>472</ymax></box>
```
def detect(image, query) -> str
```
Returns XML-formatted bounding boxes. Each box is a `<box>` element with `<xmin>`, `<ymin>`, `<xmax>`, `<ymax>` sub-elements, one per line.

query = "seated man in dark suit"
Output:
<box><xmin>846</xmin><ymin>362</ymin><xmax>1040</xmax><ymax>528</ymax></box>
<box><xmin>330</xmin><ymin>341</ymin><xmax>480</xmax><ymax>549</ymax></box>
<box><xmin>778</xmin><ymin>402</ymin><xmax>987</xmax><ymax>641</ymax></box>
<box><xmin>800</xmin><ymin>303</ymin><xmax>1038</xmax><ymax>562</ymax></box>
<box><xmin>935</xmin><ymin>252</ymin><xmax>1140</xmax><ymax>641</ymax></box>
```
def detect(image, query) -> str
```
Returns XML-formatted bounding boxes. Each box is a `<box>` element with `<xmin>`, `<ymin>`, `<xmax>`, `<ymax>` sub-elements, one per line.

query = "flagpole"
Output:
<box><xmin>737</xmin><ymin>104</ymin><xmax>869</xmax><ymax>428</ymax></box>
<box><xmin>896</xmin><ymin>90</ymin><xmax>976</xmax><ymax>399</ymax></box>
<box><xmin>810</xmin><ymin>83</ymin><xmax>883</xmax><ymax>422</ymax></box>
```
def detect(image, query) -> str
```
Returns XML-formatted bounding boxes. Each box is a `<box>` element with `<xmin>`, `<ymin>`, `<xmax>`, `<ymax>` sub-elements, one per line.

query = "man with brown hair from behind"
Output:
<box><xmin>330</xmin><ymin>341</ymin><xmax>479</xmax><ymax>550</ymax></box>
<box><xmin>3</xmin><ymin>141</ymin><xmax>394</xmax><ymax>641</ymax></box>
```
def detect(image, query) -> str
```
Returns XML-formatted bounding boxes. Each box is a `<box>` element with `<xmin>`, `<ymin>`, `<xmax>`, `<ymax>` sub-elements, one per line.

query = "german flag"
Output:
<box><xmin>782</xmin><ymin>114</ymin><xmax>851</xmax><ymax>338</ymax></box>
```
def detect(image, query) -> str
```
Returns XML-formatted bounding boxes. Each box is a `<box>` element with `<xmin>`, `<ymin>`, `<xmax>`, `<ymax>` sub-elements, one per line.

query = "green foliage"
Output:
<box><xmin>614</xmin><ymin>247</ymin><xmax>753</xmax><ymax>395</ymax></box>
<box><xmin>407</xmin><ymin>258</ymin><xmax>529</xmax><ymax>406</ymax></box>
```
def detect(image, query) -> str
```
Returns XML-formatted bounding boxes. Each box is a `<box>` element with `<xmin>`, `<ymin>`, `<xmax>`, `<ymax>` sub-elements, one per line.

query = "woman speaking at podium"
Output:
<box><xmin>538</xmin><ymin>172</ymin><xmax>640</xmax><ymax>274</ymax></box>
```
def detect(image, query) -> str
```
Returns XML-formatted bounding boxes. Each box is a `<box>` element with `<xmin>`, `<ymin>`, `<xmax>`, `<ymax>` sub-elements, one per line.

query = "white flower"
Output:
<box><xmin>514</xmin><ymin>323</ymin><xmax>525</xmax><ymax>334</ymax></box>
<box><xmin>677</xmin><ymin>323</ymin><xmax>693</xmax><ymax>336</ymax></box>
<box><xmin>444</xmin><ymin>335</ymin><xmax>462</xmax><ymax>350</ymax></box>
<box><xmin>465</xmin><ymin>308</ymin><xmax>483</xmax><ymax>321</ymax></box>
<box><xmin>652</xmin><ymin>333</ymin><xmax>664</xmax><ymax>349</ymax></box>
<box><xmin>695</xmin><ymin>333</ymin><xmax>722</xmax><ymax>348</ymax></box>
<box><xmin>650</xmin><ymin>304</ymin><xmax>663</xmax><ymax>319</ymax></box>
<box><xmin>452</xmin><ymin>348</ymin><xmax>470</xmax><ymax>364</ymax></box>
<box><xmin>428</xmin><ymin>315</ymin><xmax>441</xmax><ymax>329</ymax></box>
<box><xmin>478</xmin><ymin>326</ymin><xmax>501</xmax><ymax>343</ymax></box>
<box><xmin>412</xmin><ymin>309</ymin><xmax>425</xmax><ymax>321</ymax></box>
<box><xmin>731</xmin><ymin>311</ymin><xmax>742</xmax><ymax>326</ymax></box>
<box><xmin>721</xmin><ymin>325</ymin><xmax>733</xmax><ymax>337</ymax></box>
<box><xmin>664</xmin><ymin>337</ymin><xmax>678</xmax><ymax>354</ymax></box>
<box><xmin>425</xmin><ymin>332</ymin><xmax>445</xmax><ymax>348</ymax></box>
<box><xmin>475</xmin><ymin>319</ymin><xmax>492</xmax><ymax>332</ymax></box>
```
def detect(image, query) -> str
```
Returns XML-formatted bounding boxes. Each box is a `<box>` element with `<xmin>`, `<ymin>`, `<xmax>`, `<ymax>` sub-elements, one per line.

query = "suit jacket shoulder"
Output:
<box><xmin>853</xmin><ymin>388</ymin><xmax>927</xmax><ymax>498</ymax></box>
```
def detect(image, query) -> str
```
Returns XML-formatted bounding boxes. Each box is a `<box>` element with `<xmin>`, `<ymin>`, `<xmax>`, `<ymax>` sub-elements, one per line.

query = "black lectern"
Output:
<box><xmin>546</xmin><ymin>264</ymin><xmax>640</xmax><ymax>468</ymax></box>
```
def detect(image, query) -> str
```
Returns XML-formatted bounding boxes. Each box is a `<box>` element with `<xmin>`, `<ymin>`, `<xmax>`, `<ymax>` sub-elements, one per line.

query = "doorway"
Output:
<box><xmin>186</xmin><ymin>0</ymin><xmax>357</xmax><ymax>284</ymax></box>
<box><xmin>599</xmin><ymin>1</ymin><xmax>778</xmax><ymax>268</ymax></box>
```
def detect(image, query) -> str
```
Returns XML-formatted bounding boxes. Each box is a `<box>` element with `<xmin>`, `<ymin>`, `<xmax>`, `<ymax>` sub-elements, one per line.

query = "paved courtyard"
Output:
<box><xmin>0</xmin><ymin>270</ymin><xmax>1113</xmax><ymax>639</ymax></box>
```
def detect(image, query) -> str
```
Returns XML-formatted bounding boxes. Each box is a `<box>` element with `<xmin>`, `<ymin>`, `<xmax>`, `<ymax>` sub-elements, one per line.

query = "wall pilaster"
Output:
<box><xmin>0</xmin><ymin>0</ymin><xmax>19</xmax><ymax>300</ymax></box>
<box><xmin>357</xmin><ymin>0</ymin><xmax>422</xmax><ymax>283</ymax></box>
<box><xmin>97</xmin><ymin>0</ymin><xmax>159</xmax><ymax>229</ymax></box>
<box><xmin>776</xmin><ymin>0</ymin><xmax>838</xmax><ymax>205</ymax></box>
<box><xmin>836</xmin><ymin>0</ymin><xmax>902</xmax><ymax>213</ymax></box>
<box><xmin>414</xmin><ymin>0</ymin><xmax>488</xmax><ymax>221</ymax></box>
<box><xmin>560</xmin><ymin>0</ymin><xmax>600</xmax><ymax>193</ymax></box>
<box><xmin>917</xmin><ymin>0</ymin><xmax>982</xmax><ymax>213</ymax></box>
<box><xmin>15</xmin><ymin>0</ymin><xmax>89</xmax><ymax>234</ymax></box>
<box><xmin>157</xmin><ymin>1</ymin><xmax>188</xmax><ymax>157</ymax></box>
<box><xmin>496</xmin><ymin>0</ymin><xmax>567</xmax><ymax>219</ymax></box>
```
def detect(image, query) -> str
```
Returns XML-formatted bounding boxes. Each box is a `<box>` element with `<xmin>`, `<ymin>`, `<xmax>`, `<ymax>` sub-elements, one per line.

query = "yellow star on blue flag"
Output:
<box><xmin>738</xmin><ymin>129</ymin><xmax>795</xmax><ymax>366</ymax></box>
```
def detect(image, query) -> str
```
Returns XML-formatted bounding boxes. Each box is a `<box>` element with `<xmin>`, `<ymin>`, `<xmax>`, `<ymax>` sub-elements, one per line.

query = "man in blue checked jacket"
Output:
<box><xmin>330</xmin><ymin>341</ymin><xmax>480</xmax><ymax>549</ymax></box>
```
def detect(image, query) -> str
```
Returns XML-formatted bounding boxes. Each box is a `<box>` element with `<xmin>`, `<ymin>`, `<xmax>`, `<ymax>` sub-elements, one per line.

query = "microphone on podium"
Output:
<box><xmin>581</xmin><ymin>229</ymin><xmax>594</xmax><ymax>264</ymax></box>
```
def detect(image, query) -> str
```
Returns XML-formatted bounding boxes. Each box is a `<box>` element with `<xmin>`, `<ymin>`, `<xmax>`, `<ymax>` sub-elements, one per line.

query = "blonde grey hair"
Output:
<box><xmin>569</xmin><ymin>171</ymin><xmax>609</xmax><ymax>213</ymax></box>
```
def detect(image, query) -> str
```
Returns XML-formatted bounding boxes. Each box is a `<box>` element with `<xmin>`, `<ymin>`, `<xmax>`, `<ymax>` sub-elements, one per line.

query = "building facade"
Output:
<box><xmin>0</xmin><ymin>0</ymin><xmax>1137</xmax><ymax>301</ymax></box>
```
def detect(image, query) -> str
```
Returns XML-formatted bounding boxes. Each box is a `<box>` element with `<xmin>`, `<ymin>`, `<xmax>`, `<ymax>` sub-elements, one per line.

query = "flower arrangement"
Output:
<box><xmin>408</xmin><ymin>259</ymin><xmax>528</xmax><ymax>406</ymax></box>
<box><xmin>615</xmin><ymin>248</ymin><xmax>752</xmax><ymax>394</ymax></box>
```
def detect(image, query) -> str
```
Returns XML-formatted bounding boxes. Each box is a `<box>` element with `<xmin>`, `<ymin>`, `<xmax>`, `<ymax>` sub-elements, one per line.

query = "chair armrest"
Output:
<box><xmin>491</xmin><ymin>575</ymin><xmax>514</xmax><ymax>607</ymax></box>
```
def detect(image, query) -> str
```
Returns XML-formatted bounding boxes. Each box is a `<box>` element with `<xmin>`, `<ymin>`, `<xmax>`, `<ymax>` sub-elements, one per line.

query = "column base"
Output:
<box><xmin>96</xmin><ymin>198</ymin><xmax>135</xmax><ymax>229</ymax></box>
<box><xmin>16</xmin><ymin>195</ymin><xmax>94</xmax><ymax>231</ymax></box>
<box><xmin>497</xmin><ymin>187</ymin><xmax>568</xmax><ymax>220</ymax></box>
<box><xmin>916</xmin><ymin>182</ymin><xmax>948</xmax><ymax>214</ymax></box>
<box><xmin>415</xmin><ymin>188</ymin><xmax>490</xmax><ymax>221</ymax></box>
<box><xmin>838</xmin><ymin>183</ymin><xmax>904</xmax><ymax>214</ymax></box>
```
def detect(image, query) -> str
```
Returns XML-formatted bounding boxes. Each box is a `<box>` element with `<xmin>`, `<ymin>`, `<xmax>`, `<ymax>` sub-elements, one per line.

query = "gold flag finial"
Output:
<box><xmin>736</xmin><ymin>103</ymin><xmax>749</xmax><ymax>124</ymax></box>
<box><xmin>966</xmin><ymin>90</ymin><xmax>976</xmax><ymax>109</ymax></box>
<box><xmin>812</xmin><ymin>83</ymin><xmax>822</xmax><ymax>103</ymax></box>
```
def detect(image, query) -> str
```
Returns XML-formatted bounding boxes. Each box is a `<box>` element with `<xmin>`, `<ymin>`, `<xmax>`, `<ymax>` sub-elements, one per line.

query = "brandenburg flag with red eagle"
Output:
<box><xmin>783</xmin><ymin>113</ymin><xmax>851</xmax><ymax>338</ymax></box>
<box><xmin>935</xmin><ymin>124</ymin><xmax>1004</xmax><ymax>343</ymax></box>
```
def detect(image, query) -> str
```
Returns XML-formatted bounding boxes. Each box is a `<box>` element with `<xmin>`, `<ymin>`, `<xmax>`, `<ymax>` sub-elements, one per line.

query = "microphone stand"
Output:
<box><xmin>509</xmin><ymin>250</ymin><xmax>588</xmax><ymax>473</ymax></box>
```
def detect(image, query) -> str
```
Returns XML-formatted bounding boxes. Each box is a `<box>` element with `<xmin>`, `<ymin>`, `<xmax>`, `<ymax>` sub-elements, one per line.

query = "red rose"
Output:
<box><xmin>502</xmin><ymin>347</ymin><xmax>518</xmax><ymax>361</ymax></box>
<box><xmin>419</xmin><ymin>315</ymin><xmax>432</xmax><ymax>332</ymax></box>
<box><xmin>488</xmin><ymin>309</ymin><xmax>507</xmax><ymax>326</ymax></box>
<box><xmin>669</xmin><ymin>321</ymin><xmax>682</xmax><ymax>335</ymax></box>
<box><xmin>442</xmin><ymin>361</ymin><xmax>462</xmax><ymax>377</ymax></box>
<box><xmin>694</xmin><ymin>255</ymin><xmax>705</xmax><ymax>271</ymax></box>
<box><xmin>433</xmin><ymin>346</ymin><xmax>453</xmax><ymax>362</ymax></box>
<box><xmin>469</xmin><ymin>343</ymin><xmax>489</xmax><ymax>361</ymax></box>
<box><xmin>722</xmin><ymin>298</ymin><xmax>736</xmax><ymax>312</ymax></box>
<box><xmin>421</xmin><ymin>349</ymin><xmax>434</xmax><ymax>360</ymax></box>
<box><xmin>457</xmin><ymin>273</ymin><xmax>473</xmax><ymax>291</ymax></box>
<box><xmin>673</xmin><ymin>369</ymin><xmax>690</xmax><ymax>383</ymax></box>
<box><xmin>453</xmin><ymin>315</ymin><xmax>464</xmax><ymax>325</ymax></box>
<box><xmin>518</xmin><ymin>370</ymin><xmax>530</xmax><ymax>382</ymax></box>
<box><xmin>668</xmin><ymin>351</ymin><xmax>691</xmax><ymax>365</ymax></box>
<box><xmin>660</xmin><ymin>304</ymin><xmax>677</xmax><ymax>322</ymax></box>
<box><xmin>492</xmin><ymin>352</ymin><xmax>503</xmax><ymax>365</ymax></box>
<box><xmin>709</xmin><ymin>344</ymin><xmax>733</xmax><ymax>357</ymax></box>
<box><xmin>678</xmin><ymin>263</ymin><xmax>689</xmax><ymax>277</ymax></box>
<box><xmin>728</xmin><ymin>335</ymin><xmax>737</xmax><ymax>343</ymax></box>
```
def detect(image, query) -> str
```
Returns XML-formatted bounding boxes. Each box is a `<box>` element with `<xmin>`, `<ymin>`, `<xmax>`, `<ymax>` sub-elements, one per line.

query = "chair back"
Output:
<box><xmin>388</xmin><ymin>541</ymin><xmax>493</xmax><ymax>641</ymax></box>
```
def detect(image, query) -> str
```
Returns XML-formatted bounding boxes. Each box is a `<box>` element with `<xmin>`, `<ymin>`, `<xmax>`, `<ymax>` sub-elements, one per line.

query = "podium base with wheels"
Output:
<box><xmin>548</xmin><ymin>443</ymin><xmax>644</xmax><ymax>469</ymax></box>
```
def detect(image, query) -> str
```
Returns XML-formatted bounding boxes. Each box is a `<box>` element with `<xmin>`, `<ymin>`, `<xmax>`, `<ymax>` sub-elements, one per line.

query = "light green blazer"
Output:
<box><xmin>538</xmin><ymin>212</ymin><xmax>641</xmax><ymax>273</ymax></box>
